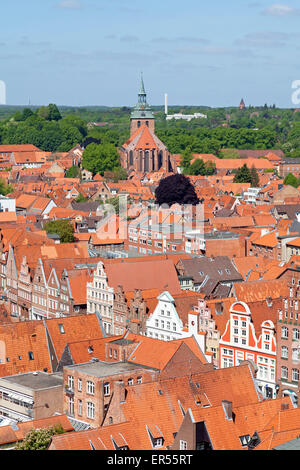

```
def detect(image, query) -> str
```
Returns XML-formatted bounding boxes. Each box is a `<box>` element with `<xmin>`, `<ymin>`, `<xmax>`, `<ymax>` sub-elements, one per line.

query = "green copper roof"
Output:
<box><xmin>131</xmin><ymin>74</ymin><xmax>154</xmax><ymax>120</ymax></box>
<box><xmin>139</xmin><ymin>73</ymin><xmax>146</xmax><ymax>95</ymax></box>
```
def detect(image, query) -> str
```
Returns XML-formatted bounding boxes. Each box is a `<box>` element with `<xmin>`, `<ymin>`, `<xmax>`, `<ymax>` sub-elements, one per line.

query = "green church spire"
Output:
<box><xmin>131</xmin><ymin>73</ymin><xmax>154</xmax><ymax>120</ymax></box>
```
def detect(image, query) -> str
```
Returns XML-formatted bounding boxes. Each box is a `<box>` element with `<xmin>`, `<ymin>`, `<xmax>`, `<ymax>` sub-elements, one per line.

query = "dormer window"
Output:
<box><xmin>146</xmin><ymin>425</ymin><xmax>164</xmax><ymax>449</ymax></box>
<box><xmin>104</xmin><ymin>382</ymin><xmax>110</xmax><ymax>396</ymax></box>
<box><xmin>239</xmin><ymin>435</ymin><xmax>251</xmax><ymax>447</ymax></box>
<box><xmin>154</xmin><ymin>438</ymin><xmax>163</xmax><ymax>448</ymax></box>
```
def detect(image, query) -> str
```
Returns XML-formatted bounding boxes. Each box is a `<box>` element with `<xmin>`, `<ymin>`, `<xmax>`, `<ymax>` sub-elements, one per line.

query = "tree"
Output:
<box><xmin>283</xmin><ymin>173</ymin><xmax>299</xmax><ymax>188</ymax></box>
<box><xmin>65</xmin><ymin>165</ymin><xmax>81</xmax><ymax>178</ymax></box>
<box><xmin>180</xmin><ymin>148</ymin><xmax>193</xmax><ymax>170</ymax></box>
<box><xmin>22</xmin><ymin>108</ymin><xmax>34</xmax><ymax>120</ymax></box>
<box><xmin>155</xmin><ymin>174</ymin><xmax>199</xmax><ymax>206</ymax></box>
<box><xmin>0</xmin><ymin>178</ymin><xmax>13</xmax><ymax>195</ymax></box>
<box><xmin>186</xmin><ymin>158</ymin><xmax>216</xmax><ymax>176</ymax></box>
<box><xmin>75</xmin><ymin>193</ymin><xmax>88</xmax><ymax>203</ymax></box>
<box><xmin>105</xmin><ymin>196</ymin><xmax>122</xmax><ymax>215</ymax></box>
<box><xmin>104</xmin><ymin>167</ymin><xmax>128</xmax><ymax>182</ymax></box>
<box><xmin>82</xmin><ymin>142</ymin><xmax>121</xmax><ymax>176</ymax></box>
<box><xmin>233</xmin><ymin>164</ymin><xmax>252</xmax><ymax>183</ymax></box>
<box><xmin>44</xmin><ymin>219</ymin><xmax>74</xmax><ymax>243</ymax></box>
<box><xmin>81</xmin><ymin>136</ymin><xmax>100</xmax><ymax>149</ymax></box>
<box><xmin>16</xmin><ymin>425</ymin><xmax>65</xmax><ymax>450</ymax></box>
<box><xmin>250</xmin><ymin>165</ymin><xmax>260</xmax><ymax>187</ymax></box>
<box><xmin>48</xmin><ymin>104</ymin><xmax>62</xmax><ymax>121</ymax></box>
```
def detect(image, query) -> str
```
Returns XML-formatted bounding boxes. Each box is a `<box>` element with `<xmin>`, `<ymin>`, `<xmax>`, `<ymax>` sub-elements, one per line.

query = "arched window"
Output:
<box><xmin>144</xmin><ymin>150</ymin><xmax>149</xmax><ymax>172</ymax></box>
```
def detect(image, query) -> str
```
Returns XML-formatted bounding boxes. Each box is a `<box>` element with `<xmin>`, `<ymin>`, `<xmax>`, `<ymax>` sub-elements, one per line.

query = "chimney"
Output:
<box><xmin>164</xmin><ymin>93</ymin><xmax>168</xmax><ymax>115</ymax></box>
<box><xmin>222</xmin><ymin>400</ymin><xmax>233</xmax><ymax>420</ymax></box>
<box><xmin>114</xmin><ymin>380</ymin><xmax>127</xmax><ymax>404</ymax></box>
<box><xmin>158</xmin><ymin>211</ymin><xmax>163</xmax><ymax>225</ymax></box>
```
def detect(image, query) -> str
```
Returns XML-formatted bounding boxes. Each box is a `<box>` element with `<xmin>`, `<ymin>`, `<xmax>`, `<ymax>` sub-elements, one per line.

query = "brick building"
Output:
<box><xmin>64</xmin><ymin>360</ymin><xmax>159</xmax><ymax>427</ymax></box>
<box><xmin>120</xmin><ymin>76</ymin><xmax>172</xmax><ymax>173</ymax></box>
<box><xmin>219</xmin><ymin>301</ymin><xmax>277</xmax><ymax>399</ymax></box>
<box><xmin>0</xmin><ymin>371</ymin><xmax>63</xmax><ymax>422</ymax></box>
<box><xmin>276</xmin><ymin>272</ymin><xmax>300</xmax><ymax>406</ymax></box>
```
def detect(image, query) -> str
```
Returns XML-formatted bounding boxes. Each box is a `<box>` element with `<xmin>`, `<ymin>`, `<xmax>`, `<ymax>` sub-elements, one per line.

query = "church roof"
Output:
<box><xmin>131</xmin><ymin>74</ymin><xmax>154</xmax><ymax>120</ymax></box>
<box><xmin>123</xmin><ymin>125</ymin><xmax>167</xmax><ymax>152</ymax></box>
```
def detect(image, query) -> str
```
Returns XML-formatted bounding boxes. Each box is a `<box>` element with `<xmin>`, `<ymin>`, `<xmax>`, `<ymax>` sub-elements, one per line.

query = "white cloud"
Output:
<box><xmin>262</xmin><ymin>3</ymin><xmax>299</xmax><ymax>16</ymax></box>
<box><xmin>56</xmin><ymin>0</ymin><xmax>82</xmax><ymax>9</ymax></box>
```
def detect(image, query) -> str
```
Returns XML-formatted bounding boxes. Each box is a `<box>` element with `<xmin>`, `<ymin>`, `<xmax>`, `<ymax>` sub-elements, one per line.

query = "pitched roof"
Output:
<box><xmin>0</xmin><ymin>414</ymin><xmax>74</xmax><ymax>446</ymax></box>
<box><xmin>233</xmin><ymin>279</ymin><xmax>288</xmax><ymax>303</ymax></box>
<box><xmin>104</xmin><ymin>259</ymin><xmax>182</xmax><ymax>294</ymax></box>
<box><xmin>125</xmin><ymin>334</ymin><xmax>208</xmax><ymax>370</ymax></box>
<box><xmin>49</xmin><ymin>363</ymin><xmax>260</xmax><ymax>450</ymax></box>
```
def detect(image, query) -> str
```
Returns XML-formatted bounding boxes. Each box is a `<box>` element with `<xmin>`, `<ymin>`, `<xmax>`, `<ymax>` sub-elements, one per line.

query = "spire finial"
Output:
<box><xmin>139</xmin><ymin>71</ymin><xmax>146</xmax><ymax>95</ymax></box>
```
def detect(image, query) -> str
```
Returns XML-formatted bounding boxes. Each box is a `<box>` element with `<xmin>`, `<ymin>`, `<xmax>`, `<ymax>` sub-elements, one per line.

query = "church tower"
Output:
<box><xmin>130</xmin><ymin>74</ymin><xmax>155</xmax><ymax>136</ymax></box>
<box><xmin>120</xmin><ymin>74</ymin><xmax>172</xmax><ymax>173</ymax></box>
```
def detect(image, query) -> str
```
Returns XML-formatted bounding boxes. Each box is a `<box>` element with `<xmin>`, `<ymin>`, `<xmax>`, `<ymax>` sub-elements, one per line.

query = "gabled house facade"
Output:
<box><xmin>219</xmin><ymin>301</ymin><xmax>277</xmax><ymax>399</ymax></box>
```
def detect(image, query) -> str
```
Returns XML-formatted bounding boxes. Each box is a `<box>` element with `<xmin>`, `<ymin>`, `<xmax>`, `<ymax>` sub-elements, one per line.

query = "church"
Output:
<box><xmin>120</xmin><ymin>76</ymin><xmax>173</xmax><ymax>173</ymax></box>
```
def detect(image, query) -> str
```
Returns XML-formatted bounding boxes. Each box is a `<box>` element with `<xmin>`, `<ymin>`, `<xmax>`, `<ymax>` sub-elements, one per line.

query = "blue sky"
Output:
<box><xmin>1</xmin><ymin>0</ymin><xmax>300</xmax><ymax>107</ymax></box>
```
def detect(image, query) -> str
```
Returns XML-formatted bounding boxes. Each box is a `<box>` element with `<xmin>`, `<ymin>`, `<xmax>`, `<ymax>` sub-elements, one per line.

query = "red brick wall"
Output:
<box><xmin>63</xmin><ymin>366</ymin><xmax>159</xmax><ymax>427</ymax></box>
<box><xmin>205</xmin><ymin>237</ymin><xmax>245</xmax><ymax>258</ymax></box>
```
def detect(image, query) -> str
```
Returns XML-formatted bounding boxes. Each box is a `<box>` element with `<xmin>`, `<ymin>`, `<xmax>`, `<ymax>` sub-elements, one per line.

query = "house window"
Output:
<box><xmin>128</xmin><ymin>378</ymin><xmax>133</xmax><ymax>386</ymax></box>
<box><xmin>87</xmin><ymin>381</ymin><xmax>95</xmax><ymax>395</ymax></box>
<box><xmin>78</xmin><ymin>399</ymin><xmax>82</xmax><ymax>416</ymax></box>
<box><xmin>137</xmin><ymin>377</ymin><xmax>142</xmax><ymax>384</ymax></box>
<box><xmin>154</xmin><ymin>438</ymin><xmax>163</xmax><ymax>448</ymax></box>
<box><xmin>281</xmin><ymin>346</ymin><xmax>288</xmax><ymax>359</ymax></box>
<box><xmin>68</xmin><ymin>396</ymin><xmax>74</xmax><ymax>416</ymax></box>
<box><xmin>281</xmin><ymin>366</ymin><xmax>288</xmax><ymax>379</ymax></box>
<box><xmin>68</xmin><ymin>375</ymin><xmax>74</xmax><ymax>390</ymax></box>
<box><xmin>78</xmin><ymin>378</ymin><xmax>82</xmax><ymax>391</ymax></box>
<box><xmin>87</xmin><ymin>402</ymin><xmax>95</xmax><ymax>419</ymax></box>
<box><xmin>28</xmin><ymin>351</ymin><xmax>34</xmax><ymax>360</ymax></box>
<box><xmin>104</xmin><ymin>382</ymin><xmax>110</xmax><ymax>396</ymax></box>
<box><xmin>292</xmin><ymin>349</ymin><xmax>300</xmax><ymax>362</ymax></box>
<box><xmin>239</xmin><ymin>435</ymin><xmax>251</xmax><ymax>447</ymax></box>
<box><xmin>292</xmin><ymin>369</ymin><xmax>299</xmax><ymax>382</ymax></box>
<box><xmin>293</xmin><ymin>329</ymin><xmax>300</xmax><ymax>340</ymax></box>
<box><xmin>58</xmin><ymin>323</ymin><xmax>65</xmax><ymax>334</ymax></box>
<box><xmin>282</xmin><ymin>327</ymin><xmax>288</xmax><ymax>339</ymax></box>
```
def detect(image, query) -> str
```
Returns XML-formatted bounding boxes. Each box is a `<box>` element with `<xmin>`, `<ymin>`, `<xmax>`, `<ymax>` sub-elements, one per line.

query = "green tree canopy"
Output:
<box><xmin>16</xmin><ymin>425</ymin><xmax>65</xmax><ymax>451</ymax></box>
<box><xmin>65</xmin><ymin>166</ymin><xmax>81</xmax><ymax>178</ymax></box>
<box><xmin>0</xmin><ymin>178</ymin><xmax>13</xmax><ymax>195</ymax></box>
<box><xmin>250</xmin><ymin>165</ymin><xmax>260</xmax><ymax>187</ymax></box>
<box><xmin>233</xmin><ymin>164</ymin><xmax>252</xmax><ymax>184</ymax></box>
<box><xmin>82</xmin><ymin>142</ymin><xmax>121</xmax><ymax>176</ymax></box>
<box><xmin>186</xmin><ymin>158</ymin><xmax>216</xmax><ymax>176</ymax></box>
<box><xmin>44</xmin><ymin>219</ymin><xmax>75</xmax><ymax>243</ymax></box>
<box><xmin>283</xmin><ymin>173</ymin><xmax>300</xmax><ymax>188</ymax></box>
